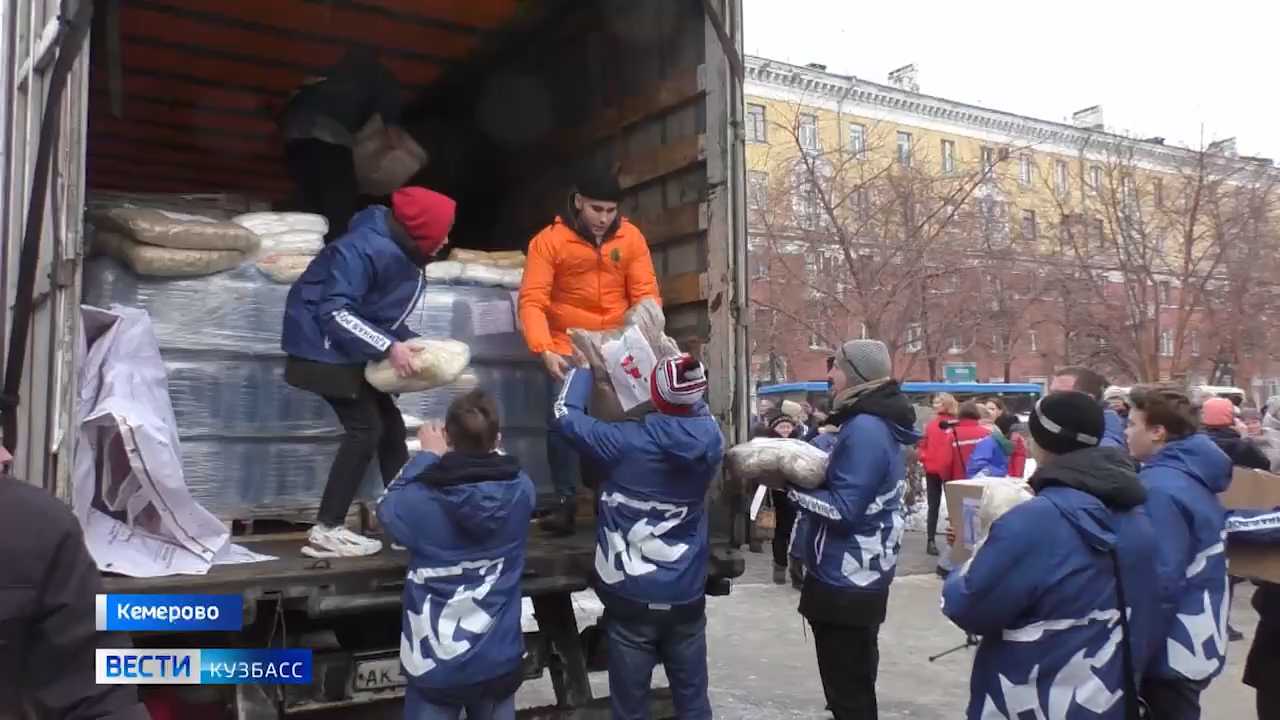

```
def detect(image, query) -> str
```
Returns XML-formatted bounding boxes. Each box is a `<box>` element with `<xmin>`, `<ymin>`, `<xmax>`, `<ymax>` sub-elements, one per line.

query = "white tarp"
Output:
<box><xmin>74</xmin><ymin>305</ymin><xmax>273</xmax><ymax>576</ymax></box>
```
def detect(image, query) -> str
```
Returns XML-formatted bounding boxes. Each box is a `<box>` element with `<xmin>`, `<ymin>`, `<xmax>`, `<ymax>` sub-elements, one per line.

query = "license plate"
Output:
<box><xmin>351</xmin><ymin>656</ymin><xmax>406</xmax><ymax>693</ymax></box>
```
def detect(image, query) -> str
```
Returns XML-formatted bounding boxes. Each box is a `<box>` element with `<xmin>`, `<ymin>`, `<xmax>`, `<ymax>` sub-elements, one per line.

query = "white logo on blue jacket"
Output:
<box><xmin>981</xmin><ymin>615</ymin><xmax>1126</xmax><ymax>719</ymax></box>
<box><xmin>400</xmin><ymin>558</ymin><xmax>504</xmax><ymax>677</ymax></box>
<box><xmin>595</xmin><ymin>491</ymin><xmax>691</xmax><ymax>585</ymax></box>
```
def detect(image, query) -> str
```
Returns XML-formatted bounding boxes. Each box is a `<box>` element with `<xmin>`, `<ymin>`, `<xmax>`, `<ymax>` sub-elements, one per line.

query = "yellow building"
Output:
<box><xmin>744</xmin><ymin>55</ymin><xmax>1280</xmax><ymax>393</ymax></box>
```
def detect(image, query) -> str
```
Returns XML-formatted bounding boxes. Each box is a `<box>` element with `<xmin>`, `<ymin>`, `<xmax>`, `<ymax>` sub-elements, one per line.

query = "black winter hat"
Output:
<box><xmin>1029</xmin><ymin>391</ymin><xmax>1104</xmax><ymax>455</ymax></box>
<box><xmin>575</xmin><ymin>166</ymin><xmax>623</xmax><ymax>202</ymax></box>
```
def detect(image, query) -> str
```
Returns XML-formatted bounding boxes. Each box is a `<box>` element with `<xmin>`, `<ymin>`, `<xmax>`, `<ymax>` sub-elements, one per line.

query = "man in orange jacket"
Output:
<box><xmin>518</xmin><ymin>169</ymin><xmax>661</xmax><ymax>535</ymax></box>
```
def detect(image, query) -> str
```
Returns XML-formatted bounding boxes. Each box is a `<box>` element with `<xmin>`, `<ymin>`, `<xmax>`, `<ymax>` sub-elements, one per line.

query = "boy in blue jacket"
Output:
<box><xmin>1125</xmin><ymin>385</ymin><xmax>1233</xmax><ymax>720</ymax></box>
<box><xmin>553</xmin><ymin>354</ymin><xmax>723</xmax><ymax>720</ymax></box>
<box><xmin>943</xmin><ymin>392</ymin><xmax>1159</xmax><ymax>719</ymax></box>
<box><xmin>787</xmin><ymin>339</ymin><xmax>920</xmax><ymax>719</ymax></box>
<box><xmin>378</xmin><ymin>390</ymin><xmax>535</xmax><ymax>720</ymax></box>
<box><xmin>283</xmin><ymin>187</ymin><xmax>455</xmax><ymax>558</ymax></box>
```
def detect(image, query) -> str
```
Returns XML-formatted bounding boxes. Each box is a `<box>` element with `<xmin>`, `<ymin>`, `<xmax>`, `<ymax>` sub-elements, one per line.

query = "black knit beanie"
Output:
<box><xmin>1029</xmin><ymin>391</ymin><xmax>1104</xmax><ymax>455</ymax></box>
<box><xmin>575</xmin><ymin>167</ymin><xmax>622</xmax><ymax>202</ymax></box>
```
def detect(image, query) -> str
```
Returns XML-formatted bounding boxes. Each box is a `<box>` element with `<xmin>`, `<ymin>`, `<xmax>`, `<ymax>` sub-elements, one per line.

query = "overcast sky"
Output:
<box><xmin>743</xmin><ymin>0</ymin><xmax>1280</xmax><ymax>160</ymax></box>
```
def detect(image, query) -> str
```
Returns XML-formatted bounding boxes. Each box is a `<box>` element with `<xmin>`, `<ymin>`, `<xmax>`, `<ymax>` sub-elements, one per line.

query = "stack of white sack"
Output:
<box><xmin>365</xmin><ymin>338</ymin><xmax>471</xmax><ymax>394</ymax></box>
<box><xmin>422</xmin><ymin>249</ymin><xmax>525</xmax><ymax>289</ymax></box>
<box><xmin>726</xmin><ymin>438</ymin><xmax>828</xmax><ymax>489</ymax></box>
<box><xmin>569</xmin><ymin>299</ymin><xmax>681</xmax><ymax>422</ymax></box>
<box><xmin>962</xmin><ymin>478</ymin><xmax>1034</xmax><ymax>573</ymax></box>
<box><xmin>232</xmin><ymin>212</ymin><xmax>329</xmax><ymax>284</ymax></box>
<box><xmin>87</xmin><ymin>205</ymin><xmax>261</xmax><ymax>278</ymax></box>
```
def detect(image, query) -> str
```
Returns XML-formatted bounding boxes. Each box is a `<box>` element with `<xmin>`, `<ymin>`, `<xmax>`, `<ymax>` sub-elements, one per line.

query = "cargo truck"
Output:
<box><xmin>0</xmin><ymin>0</ymin><xmax>749</xmax><ymax>716</ymax></box>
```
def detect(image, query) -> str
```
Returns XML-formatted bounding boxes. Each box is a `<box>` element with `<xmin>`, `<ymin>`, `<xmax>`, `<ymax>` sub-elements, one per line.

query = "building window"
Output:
<box><xmin>948</xmin><ymin>336</ymin><xmax>964</xmax><ymax>354</ymax></box>
<box><xmin>941</xmin><ymin>140</ymin><xmax>955</xmax><ymax>174</ymax></box>
<box><xmin>1154</xmin><ymin>178</ymin><xmax>1164</xmax><ymax>209</ymax></box>
<box><xmin>1021</xmin><ymin>209</ymin><xmax>1038</xmax><ymax>241</ymax></box>
<box><xmin>849</xmin><ymin>123</ymin><xmax>866</xmax><ymax>159</ymax></box>
<box><xmin>1190</xmin><ymin>331</ymin><xmax>1201</xmax><ymax>356</ymax></box>
<box><xmin>906</xmin><ymin>323</ymin><xmax>923</xmax><ymax>353</ymax></box>
<box><xmin>1122</xmin><ymin>175</ymin><xmax>1137</xmax><ymax>207</ymax></box>
<box><xmin>855</xmin><ymin>188</ymin><xmax>872</xmax><ymax>221</ymax></box>
<box><xmin>981</xmin><ymin>145</ymin><xmax>996</xmax><ymax>170</ymax></box>
<box><xmin>1019</xmin><ymin>154</ymin><xmax>1033</xmax><ymax>186</ymax></box>
<box><xmin>747</xmin><ymin>104</ymin><xmax>767</xmax><ymax>143</ymax></box>
<box><xmin>859</xmin><ymin>322</ymin><xmax>869</xmax><ymax>340</ymax></box>
<box><xmin>1028</xmin><ymin>330</ymin><xmax>1039</xmax><ymax>353</ymax></box>
<box><xmin>1090</xmin><ymin>165</ymin><xmax>1103</xmax><ymax>192</ymax></box>
<box><xmin>992</xmin><ymin>334</ymin><xmax>1006</xmax><ymax>354</ymax></box>
<box><xmin>799</xmin><ymin>113</ymin><xmax>818</xmax><ymax>150</ymax></box>
<box><xmin>1093</xmin><ymin>217</ymin><xmax>1106</xmax><ymax>245</ymax></box>
<box><xmin>748</xmin><ymin>171</ymin><xmax>769</xmax><ymax>210</ymax></box>
<box><xmin>796</xmin><ymin>190</ymin><xmax>820</xmax><ymax>229</ymax></box>
<box><xmin>1055</xmin><ymin>160</ymin><xmax>1069</xmax><ymax>196</ymax></box>
<box><xmin>809</xmin><ymin>330</ymin><xmax>827</xmax><ymax>350</ymax></box>
<box><xmin>897</xmin><ymin>131</ymin><xmax>912</xmax><ymax>167</ymax></box>
<box><xmin>1158</xmin><ymin>280</ymin><xmax>1172</xmax><ymax>306</ymax></box>
<box><xmin>751</xmin><ymin>256</ymin><xmax>768</xmax><ymax>279</ymax></box>
<box><xmin>1160</xmin><ymin>330</ymin><xmax>1174</xmax><ymax>357</ymax></box>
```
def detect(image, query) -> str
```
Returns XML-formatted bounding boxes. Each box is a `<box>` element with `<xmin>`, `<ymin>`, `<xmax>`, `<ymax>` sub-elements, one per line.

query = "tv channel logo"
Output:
<box><xmin>96</xmin><ymin>649</ymin><xmax>312</xmax><ymax>685</ymax></box>
<box><xmin>96</xmin><ymin>594</ymin><xmax>242</xmax><ymax>632</ymax></box>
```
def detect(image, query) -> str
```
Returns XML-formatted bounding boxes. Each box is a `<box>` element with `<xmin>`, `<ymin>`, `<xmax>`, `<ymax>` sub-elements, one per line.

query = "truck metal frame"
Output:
<box><xmin>2</xmin><ymin>0</ymin><xmax>748</xmax><ymax>716</ymax></box>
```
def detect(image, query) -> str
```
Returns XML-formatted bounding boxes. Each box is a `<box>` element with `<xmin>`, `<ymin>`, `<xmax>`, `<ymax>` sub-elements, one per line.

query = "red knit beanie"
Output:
<box><xmin>650</xmin><ymin>354</ymin><xmax>708</xmax><ymax>415</ymax></box>
<box><xmin>391</xmin><ymin>187</ymin><xmax>456</xmax><ymax>258</ymax></box>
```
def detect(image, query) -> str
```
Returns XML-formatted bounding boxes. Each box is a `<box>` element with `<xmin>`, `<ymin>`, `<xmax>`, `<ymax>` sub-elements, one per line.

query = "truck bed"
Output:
<box><xmin>101</xmin><ymin>527</ymin><xmax>744</xmax><ymax>599</ymax></box>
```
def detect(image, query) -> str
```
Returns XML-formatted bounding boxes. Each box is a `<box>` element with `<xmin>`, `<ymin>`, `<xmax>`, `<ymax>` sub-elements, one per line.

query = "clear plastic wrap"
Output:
<box><xmin>257</xmin><ymin>230</ymin><xmax>324</xmax><ymax>256</ymax></box>
<box><xmin>255</xmin><ymin>254</ymin><xmax>314</xmax><ymax>284</ymax></box>
<box><xmin>425</xmin><ymin>261</ymin><xmax>464</xmax><ymax>282</ymax></box>
<box><xmin>82</xmin><ymin>254</ymin><xmax>555</xmax><ymax>516</ymax></box>
<box><xmin>726</xmin><ymin>438</ymin><xmax>829</xmax><ymax>490</ymax></box>
<box><xmin>87</xmin><ymin>206</ymin><xmax>260</xmax><ymax>252</ymax></box>
<box><xmin>365</xmin><ymin>338</ymin><xmax>471</xmax><ymax>393</ymax></box>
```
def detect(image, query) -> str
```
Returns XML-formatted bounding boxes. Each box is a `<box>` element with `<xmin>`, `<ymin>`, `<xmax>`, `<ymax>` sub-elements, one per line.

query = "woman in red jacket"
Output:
<box><xmin>946</xmin><ymin>402</ymin><xmax>993</xmax><ymax>481</ymax></box>
<box><xmin>918</xmin><ymin>393</ymin><xmax>958</xmax><ymax>556</ymax></box>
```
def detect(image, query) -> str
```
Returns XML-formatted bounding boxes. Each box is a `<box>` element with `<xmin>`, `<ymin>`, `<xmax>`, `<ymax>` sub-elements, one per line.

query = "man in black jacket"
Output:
<box><xmin>0</xmin><ymin>472</ymin><xmax>148</xmax><ymax>719</ymax></box>
<box><xmin>1201</xmin><ymin>397</ymin><xmax>1270</xmax><ymax>470</ymax></box>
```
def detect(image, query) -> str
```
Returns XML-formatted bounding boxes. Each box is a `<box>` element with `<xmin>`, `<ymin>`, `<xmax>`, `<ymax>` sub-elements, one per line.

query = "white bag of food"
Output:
<box><xmin>569</xmin><ymin>299</ymin><xmax>681</xmax><ymax>421</ymax></box>
<box><xmin>88</xmin><ymin>206</ymin><xmax>261</xmax><ymax>253</ymax></box>
<box><xmin>960</xmin><ymin>478</ymin><xmax>1034</xmax><ymax>573</ymax></box>
<box><xmin>258</xmin><ymin>229</ymin><xmax>324</xmax><ymax>256</ymax></box>
<box><xmin>232</xmin><ymin>211</ymin><xmax>328</xmax><ymax>236</ymax></box>
<box><xmin>92</xmin><ymin>231</ymin><xmax>247</xmax><ymax>277</ymax></box>
<box><xmin>726</xmin><ymin>438</ymin><xmax>829</xmax><ymax>490</ymax></box>
<box><xmin>459</xmin><ymin>263</ymin><xmax>507</xmax><ymax>287</ymax></box>
<box><xmin>425</xmin><ymin>260</ymin><xmax>464</xmax><ymax>282</ymax></box>
<box><xmin>449</xmin><ymin>248</ymin><xmax>525</xmax><ymax>268</ymax></box>
<box><xmin>602</xmin><ymin>325</ymin><xmax>659</xmax><ymax>413</ymax></box>
<box><xmin>255</xmin><ymin>253</ymin><xmax>314</xmax><ymax>284</ymax></box>
<box><xmin>364</xmin><ymin>338</ymin><xmax>471</xmax><ymax>394</ymax></box>
<box><xmin>497</xmin><ymin>267</ymin><xmax>523</xmax><ymax>289</ymax></box>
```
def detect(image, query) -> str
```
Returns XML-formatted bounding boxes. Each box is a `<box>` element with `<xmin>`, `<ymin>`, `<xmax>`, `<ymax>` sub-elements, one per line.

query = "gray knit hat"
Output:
<box><xmin>835</xmin><ymin>339</ymin><xmax>892</xmax><ymax>386</ymax></box>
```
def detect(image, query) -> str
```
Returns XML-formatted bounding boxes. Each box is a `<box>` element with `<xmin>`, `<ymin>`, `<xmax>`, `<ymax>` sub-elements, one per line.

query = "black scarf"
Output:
<box><xmin>828</xmin><ymin>380</ymin><xmax>916</xmax><ymax>430</ymax></box>
<box><xmin>412</xmin><ymin>451</ymin><xmax>522</xmax><ymax>487</ymax></box>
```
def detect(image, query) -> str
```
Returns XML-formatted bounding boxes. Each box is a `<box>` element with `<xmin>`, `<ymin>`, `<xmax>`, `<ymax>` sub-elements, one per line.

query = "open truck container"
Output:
<box><xmin>1</xmin><ymin>0</ymin><xmax>748</xmax><ymax>715</ymax></box>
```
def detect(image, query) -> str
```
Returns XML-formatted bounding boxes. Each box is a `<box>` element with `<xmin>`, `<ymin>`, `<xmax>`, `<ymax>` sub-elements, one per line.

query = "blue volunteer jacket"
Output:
<box><xmin>943</xmin><ymin>447</ymin><xmax>1160</xmax><ymax>720</ymax></box>
<box><xmin>553</xmin><ymin>368</ymin><xmax>724</xmax><ymax>617</ymax></box>
<box><xmin>1138</xmin><ymin>433</ymin><xmax>1233</xmax><ymax>682</ymax></box>
<box><xmin>281</xmin><ymin>206</ymin><xmax>424</xmax><ymax>364</ymax></box>
<box><xmin>1101</xmin><ymin>408</ymin><xmax>1128</xmax><ymax>450</ymax></box>
<box><xmin>377</xmin><ymin>451</ymin><xmax>535</xmax><ymax>702</ymax></box>
<box><xmin>789</xmin><ymin>403</ymin><xmax>921</xmax><ymax>597</ymax></box>
<box><xmin>966</xmin><ymin>435</ymin><xmax>1010</xmax><ymax>478</ymax></box>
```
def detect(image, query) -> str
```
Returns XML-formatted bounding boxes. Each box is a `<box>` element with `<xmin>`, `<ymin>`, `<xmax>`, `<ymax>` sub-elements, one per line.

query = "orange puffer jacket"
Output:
<box><xmin>517</xmin><ymin>216</ymin><xmax>660</xmax><ymax>356</ymax></box>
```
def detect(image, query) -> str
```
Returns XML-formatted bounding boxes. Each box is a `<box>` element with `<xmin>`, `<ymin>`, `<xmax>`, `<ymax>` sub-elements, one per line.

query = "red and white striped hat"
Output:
<box><xmin>650</xmin><ymin>354</ymin><xmax>707</xmax><ymax>415</ymax></box>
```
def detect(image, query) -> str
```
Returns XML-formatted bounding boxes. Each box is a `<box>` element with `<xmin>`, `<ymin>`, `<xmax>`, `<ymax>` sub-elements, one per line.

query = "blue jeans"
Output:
<box><xmin>546</xmin><ymin>373</ymin><xmax>582</xmax><ymax>499</ymax></box>
<box><xmin>404</xmin><ymin>689</ymin><xmax>515</xmax><ymax>720</ymax></box>
<box><xmin>607</xmin><ymin>614</ymin><xmax>711</xmax><ymax>720</ymax></box>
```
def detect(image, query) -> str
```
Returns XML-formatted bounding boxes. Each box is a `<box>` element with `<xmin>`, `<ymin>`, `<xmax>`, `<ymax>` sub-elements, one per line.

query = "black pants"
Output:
<box><xmin>317</xmin><ymin>385</ymin><xmax>408</xmax><ymax>526</ymax></box>
<box><xmin>926</xmin><ymin>473</ymin><xmax>943</xmax><ymax>541</ymax></box>
<box><xmin>809</xmin><ymin>621</ymin><xmax>879</xmax><ymax>720</ymax></box>
<box><xmin>284</xmin><ymin>138</ymin><xmax>358</xmax><ymax>244</ymax></box>
<box><xmin>771</xmin><ymin>489</ymin><xmax>797</xmax><ymax>568</ymax></box>
<box><xmin>1141</xmin><ymin>677</ymin><xmax>1209</xmax><ymax>720</ymax></box>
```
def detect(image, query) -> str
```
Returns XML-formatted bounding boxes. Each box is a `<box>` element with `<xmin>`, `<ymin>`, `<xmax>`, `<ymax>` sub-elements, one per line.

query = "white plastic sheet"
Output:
<box><xmin>73</xmin><ymin>305</ymin><xmax>270</xmax><ymax>577</ymax></box>
<box><xmin>602</xmin><ymin>325</ymin><xmax>659</xmax><ymax>412</ymax></box>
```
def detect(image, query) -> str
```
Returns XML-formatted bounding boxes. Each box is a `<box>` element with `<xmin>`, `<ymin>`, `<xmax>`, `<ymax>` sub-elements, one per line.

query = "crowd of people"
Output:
<box><xmin>756</xmin><ymin>359</ymin><xmax>1278</xmax><ymax>719</ymax></box>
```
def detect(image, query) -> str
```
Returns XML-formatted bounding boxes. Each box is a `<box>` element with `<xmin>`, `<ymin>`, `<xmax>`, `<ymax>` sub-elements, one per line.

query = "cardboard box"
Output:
<box><xmin>1219</xmin><ymin>467</ymin><xmax>1280</xmax><ymax>583</ymax></box>
<box><xmin>944</xmin><ymin>478</ymin><xmax>1007</xmax><ymax>566</ymax></box>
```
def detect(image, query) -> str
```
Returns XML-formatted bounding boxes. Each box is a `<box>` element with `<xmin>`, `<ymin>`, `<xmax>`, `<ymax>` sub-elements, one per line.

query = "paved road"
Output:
<box><xmin>328</xmin><ymin>528</ymin><xmax>1262</xmax><ymax>718</ymax></box>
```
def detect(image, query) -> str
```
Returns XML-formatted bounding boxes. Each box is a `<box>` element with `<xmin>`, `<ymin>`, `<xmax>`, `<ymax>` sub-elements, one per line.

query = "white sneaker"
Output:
<box><xmin>301</xmin><ymin>525</ymin><xmax>383</xmax><ymax>558</ymax></box>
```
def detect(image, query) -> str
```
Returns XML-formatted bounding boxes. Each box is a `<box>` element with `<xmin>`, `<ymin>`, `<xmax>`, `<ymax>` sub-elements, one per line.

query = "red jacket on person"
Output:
<box><xmin>945</xmin><ymin>418</ymin><xmax>991</xmax><ymax>482</ymax></box>
<box><xmin>919</xmin><ymin>413</ymin><xmax>956</xmax><ymax>477</ymax></box>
